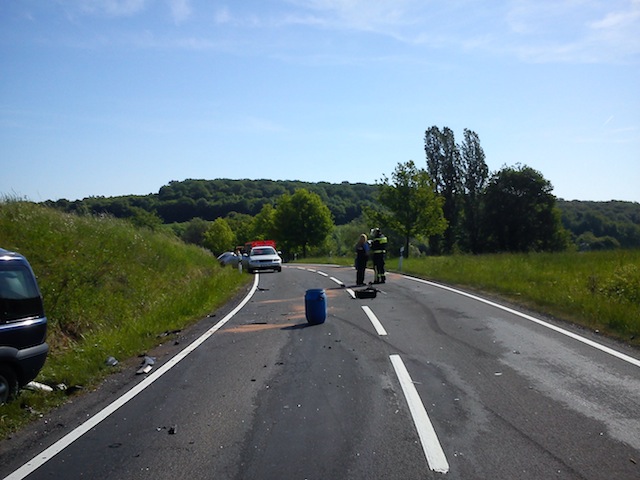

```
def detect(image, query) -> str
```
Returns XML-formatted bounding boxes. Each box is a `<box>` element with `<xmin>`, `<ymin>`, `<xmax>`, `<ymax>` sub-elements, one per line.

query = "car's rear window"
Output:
<box><xmin>252</xmin><ymin>247</ymin><xmax>276</xmax><ymax>255</ymax></box>
<box><xmin>0</xmin><ymin>265</ymin><xmax>43</xmax><ymax>322</ymax></box>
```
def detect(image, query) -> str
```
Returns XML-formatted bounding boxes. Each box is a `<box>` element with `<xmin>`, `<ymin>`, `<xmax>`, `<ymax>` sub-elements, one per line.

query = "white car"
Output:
<box><xmin>243</xmin><ymin>246</ymin><xmax>282</xmax><ymax>273</ymax></box>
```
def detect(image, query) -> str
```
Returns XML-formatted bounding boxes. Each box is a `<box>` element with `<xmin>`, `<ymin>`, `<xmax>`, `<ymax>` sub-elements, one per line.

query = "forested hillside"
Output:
<box><xmin>559</xmin><ymin>200</ymin><xmax>640</xmax><ymax>250</ymax></box>
<box><xmin>46</xmin><ymin>179</ymin><xmax>377</xmax><ymax>226</ymax></box>
<box><xmin>44</xmin><ymin>178</ymin><xmax>640</xmax><ymax>251</ymax></box>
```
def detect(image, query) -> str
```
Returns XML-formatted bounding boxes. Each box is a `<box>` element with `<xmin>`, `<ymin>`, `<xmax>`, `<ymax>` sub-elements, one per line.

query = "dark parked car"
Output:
<box><xmin>0</xmin><ymin>248</ymin><xmax>49</xmax><ymax>404</ymax></box>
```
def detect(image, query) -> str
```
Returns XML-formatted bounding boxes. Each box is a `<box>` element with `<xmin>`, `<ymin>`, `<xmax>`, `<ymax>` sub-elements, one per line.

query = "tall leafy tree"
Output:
<box><xmin>203</xmin><ymin>217</ymin><xmax>235</xmax><ymax>255</ymax></box>
<box><xmin>273</xmin><ymin>189</ymin><xmax>334</xmax><ymax>257</ymax></box>
<box><xmin>251</xmin><ymin>203</ymin><xmax>277</xmax><ymax>240</ymax></box>
<box><xmin>225</xmin><ymin>212</ymin><xmax>254</xmax><ymax>247</ymax></box>
<box><xmin>424</xmin><ymin>126</ymin><xmax>463</xmax><ymax>253</ymax></box>
<box><xmin>369</xmin><ymin>161</ymin><xmax>447</xmax><ymax>257</ymax></box>
<box><xmin>482</xmin><ymin>164</ymin><xmax>568</xmax><ymax>252</ymax></box>
<box><xmin>460</xmin><ymin>129</ymin><xmax>489</xmax><ymax>253</ymax></box>
<box><xmin>181</xmin><ymin>217</ymin><xmax>210</xmax><ymax>246</ymax></box>
<box><xmin>329</xmin><ymin>216</ymin><xmax>370</xmax><ymax>257</ymax></box>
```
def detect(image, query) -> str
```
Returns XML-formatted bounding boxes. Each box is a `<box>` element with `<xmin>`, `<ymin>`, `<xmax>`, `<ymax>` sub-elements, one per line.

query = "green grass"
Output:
<box><xmin>0</xmin><ymin>201</ymin><xmax>251</xmax><ymax>438</ymax></box>
<box><xmin>297</xmin><ymin>251</ymin><xmax>640</xmax><ymax>344</ymax></box>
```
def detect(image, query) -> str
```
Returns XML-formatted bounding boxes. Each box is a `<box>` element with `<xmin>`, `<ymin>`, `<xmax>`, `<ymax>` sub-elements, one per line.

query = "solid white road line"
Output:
<box><xmin>405</xmin><ymin>276</ymin><xmax>640</xmax><ymax>368</ymax></box>
<box><xmin>361</xmin><ymin>305</ymin><xmax>388</xmax><ymax>336</ymax></box>
<box><xmin>390</xmin><ymin>354</ymin><xmax>450</xmax><ymax>474</ymax></box>
<box><xmin>4</xmin><ymin>275</ymin><xmax>261</xmax><ymax>480</ymax></box>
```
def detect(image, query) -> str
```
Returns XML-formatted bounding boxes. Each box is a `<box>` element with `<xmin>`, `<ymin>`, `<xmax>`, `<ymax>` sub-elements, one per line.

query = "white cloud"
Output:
<box><xmin>586</xmin><ymin>0</ymin><xmax>640</xmax><ymax>59</ymax></box>
<box><xmin>54</xmin><ymin>0</ymin><xmax>639</xmax><ymax>64</ymax></box>
<box><xmin>60</xmin><ymin>0</ymin><xmax>192</xmax><ymax>22</ymax></box>
<box><xmin>75</xmin><ymin>0</ymin><xmax>150</xmax><ymax>17</ymax></box>
<box><xmin>294</xmin><ymin>0</ymin><xmax>420</xmax><ymax>30</ymax></box>
<box><xmin>214</xmin><ymin>6</ymin><xmax>232</xmax><ymax>25</ymax></box>
<box><xmin>168</xmin><ymin>0</ymin><xmax>192</xmax><ymax>24</ymax></box>
<box><xmin>505</xmin><ymin>0</ymin><xmax>584</xmax><ymax>35</ymax></box>
<box><xmin>501</xmin><ymin>0</ymin><xmax>640</xmax><ymax>63</ymax></box>
<box><xmin>590</xmin><ymin>0</ymin><xmax>640</xmax><ymax>29</ymax></box>
<box><xmin>293</xmin><ymin>0</ymin><xmax>640</xmax><ymax>63</ymax></box>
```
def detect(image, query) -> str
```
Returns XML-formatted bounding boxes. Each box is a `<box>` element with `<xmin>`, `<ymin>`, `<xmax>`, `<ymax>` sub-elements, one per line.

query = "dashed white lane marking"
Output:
<box><xmin>4</xmin><ymin>275</ymin><xmax>261</xmax><ymax>480</ymax></box>
<box><xmin>346</xmin><ymin>288</ymin><xmax>356</xmax><ymax>299</ymax></box>
<box><xmin>361</xmin><ymin>305</ymin><xmax>387</xmax><ymax>336</ymax></box>
<box><xmin>317</xmin><ymin>271</ymin><xmax>329</xmax><ymax>277</ymax></box>
<box><xmin>405</xmin><ymin>276</ymin><xmax>640</xmax><ymax>369</ymax></box>
<box><xmin>329</xmin><ymin>276</ymin><xmax>344</xmax><ymax>287</ymax></box>
<box><xmin>390</xmin><ymin>354</ymin><xmax>450</xmax><ymax>474</ymax></box>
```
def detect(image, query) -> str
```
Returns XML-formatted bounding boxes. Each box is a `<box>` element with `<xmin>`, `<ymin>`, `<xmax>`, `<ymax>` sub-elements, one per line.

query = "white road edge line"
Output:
<box><xmin>404</xmin><ymin>275</ymin><xmax>640</xmax><ymax>368</ymax></box>
<box><xmin>361</xmin><ymin>305</ymin><xmax>387</xmax><ymax>336</ymax></box>
<box><xmin>4</xmin><ymin>275</ymin><xmax>261</xmax><ymax>480</ymax></box>
<box><xmin>390</xmin><ymin>354</ymin><xmax>449</xmax><ymax>474</ymax></box>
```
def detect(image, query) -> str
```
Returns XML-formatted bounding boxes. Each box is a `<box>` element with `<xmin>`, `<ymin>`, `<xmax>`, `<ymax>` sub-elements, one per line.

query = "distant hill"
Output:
<box><xmin>45</xmin><ymin>179</ymin><xmax>379</xmax><ymax>226</ymax></box>
<box><xmin>44</xmin><ymin>179</ymin><xmax>640</xmax><ymax>249</ymax></box>
<box><xmin>558</xmin><ymin>199</ymin><xmax>640</xmax><ymax>250</ymax></box>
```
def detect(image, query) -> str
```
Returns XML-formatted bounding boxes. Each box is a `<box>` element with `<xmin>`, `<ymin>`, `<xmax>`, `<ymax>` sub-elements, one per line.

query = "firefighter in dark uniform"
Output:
<box><xmin>370</xmin><ymin>228</ymin><xmax>387</xmax><ymax>284</ymax></box>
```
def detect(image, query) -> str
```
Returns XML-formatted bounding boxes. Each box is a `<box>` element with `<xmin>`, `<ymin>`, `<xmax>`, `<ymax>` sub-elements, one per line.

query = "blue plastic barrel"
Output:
<box><xmin>305</xmin><ymin>288</ymin><xmax>327</xmax><ymax>325</ymax></box>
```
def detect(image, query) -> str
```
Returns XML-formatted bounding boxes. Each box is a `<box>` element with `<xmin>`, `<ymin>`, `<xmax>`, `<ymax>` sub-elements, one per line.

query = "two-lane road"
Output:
<box><xmin>2</xmin><ymin>265</ymin><xmax>639</xmax><ymax>479</ymax></box>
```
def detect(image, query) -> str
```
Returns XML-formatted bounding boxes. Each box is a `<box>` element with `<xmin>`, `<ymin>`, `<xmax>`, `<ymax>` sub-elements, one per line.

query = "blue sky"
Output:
<box><xmin>1</xmin><ymin>0</ymin><xmax>639</xmax><ymax>203</ymax></box>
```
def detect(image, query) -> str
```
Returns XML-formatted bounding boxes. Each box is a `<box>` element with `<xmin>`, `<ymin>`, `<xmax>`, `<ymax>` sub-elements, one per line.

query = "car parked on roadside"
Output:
<box><xmin>0</xmin><ymin>248</ymin><xmax>49</xmax><ymax>404</ymax></box>
<box><xmin>217</xmin><ymin>251</ymin><xmax>241</xmax><ymax>267</ymax></box>
<box><xmin>242</xmin><ymin>246</ymin><xmax>282</xmax><ymax>273</ymax></box>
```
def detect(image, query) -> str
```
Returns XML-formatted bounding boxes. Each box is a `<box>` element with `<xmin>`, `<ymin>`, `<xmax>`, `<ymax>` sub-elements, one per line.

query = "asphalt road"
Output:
<box><xmin>1</xmin><ymin>264</ymin><xmax>639</xmax><ymax>480</ymax></box>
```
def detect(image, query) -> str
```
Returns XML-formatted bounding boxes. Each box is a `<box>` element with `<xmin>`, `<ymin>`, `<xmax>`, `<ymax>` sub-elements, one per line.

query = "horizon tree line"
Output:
<box><xmin>39</xmin><ymin>126</ymin><xmax>640</xmax><ymax>255</ymax></box>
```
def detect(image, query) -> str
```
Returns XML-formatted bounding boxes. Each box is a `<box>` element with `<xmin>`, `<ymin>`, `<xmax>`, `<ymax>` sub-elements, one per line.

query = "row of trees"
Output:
<box><xmin>46</xmin><ymin>179</ymin><xmax>376</xmax><ymax>226</ymax></box>
<box><xmin>167</xmin><ymin>124</ymin><xmax>569</xmax><ymax>257</ymax></box>
<box><xmin>173</xmin><ymin>189</ymin><xmax>334</xmax><ymax>258</ymax></box>
<box><xmin>366</xmin><ymin>127</ymin><xmax>568</xmax><ymax>257</ymax></box>
<box><xmin>42</xmin><ymin>128</ymin><xmax>639</xmax><ymax>257</ymax></box>
<box><xmin>423</xmin><ymin>127</ymin><xmax>568</xmax><ymax>253</ymax></box>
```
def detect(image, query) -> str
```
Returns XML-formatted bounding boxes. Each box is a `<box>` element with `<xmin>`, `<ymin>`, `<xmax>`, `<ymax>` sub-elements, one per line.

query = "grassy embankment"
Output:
<box><xmin>0</xmin><ymin>201</ymin><xmax>251</xmax><ymax>438</ymax></box>
<box><xmin>303</xmin><ymin>249</ymin><xmax>640</xmax><ymax>345</ymax></box>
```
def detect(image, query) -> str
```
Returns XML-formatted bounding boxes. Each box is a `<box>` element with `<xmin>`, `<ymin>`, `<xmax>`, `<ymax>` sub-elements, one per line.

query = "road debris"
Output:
<box><xmin>158</xmin><ymin>329</ymin><xmax>182</xmax><ymax>338</ymax></box>
<box><xmin>354</xmin><ymin>287</ymin><xmax>378</xmax><ymax>299</ymax></box>
<box><xmin>25</xmin><ymin>381</ymin><xmax>53</xmax><ymax>392</ymax></box>
<box><xmin>136</xmin><ymin>356</ymin><xmax>156</xmax><ymax>375</ymax></box>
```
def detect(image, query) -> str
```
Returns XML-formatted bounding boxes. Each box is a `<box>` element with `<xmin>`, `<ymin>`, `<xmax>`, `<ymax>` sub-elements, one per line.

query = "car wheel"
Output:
<box><xmin>277</xmin><ymin>267</ymin><xmax>282</xmax><ymax>272</ymax></box>
<box><xmin>0</xmin><ymin>365</ymin><xmax>18</xmax><ymax>405</ymax></box>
